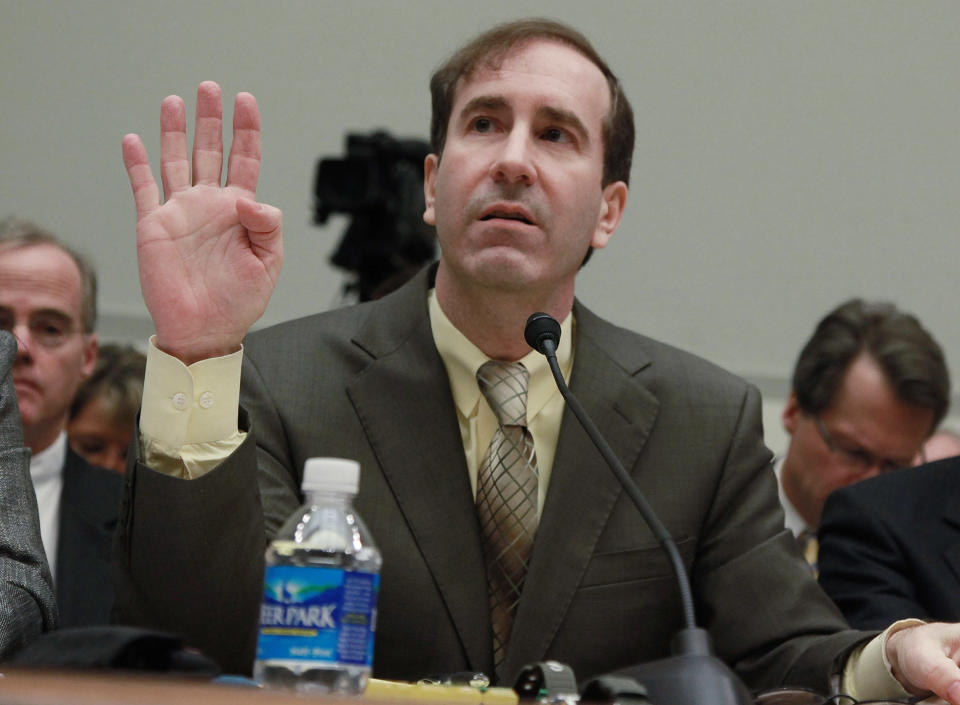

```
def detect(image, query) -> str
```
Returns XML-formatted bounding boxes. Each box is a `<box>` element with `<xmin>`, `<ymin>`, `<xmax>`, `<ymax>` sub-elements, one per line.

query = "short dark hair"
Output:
<box><xmin>792</xmin><ymin>298</ymin><xmax>950</xmax><ymax>431</ymax></box>
<box><xmin>429</xmin><ymin>18</ymin><xmax>634</xmax><ymax>187</ymax></box>
<box><xmin>0</xmin><ymin>217</ymin><xmax>98</xmax><ymax>334</ymax></box>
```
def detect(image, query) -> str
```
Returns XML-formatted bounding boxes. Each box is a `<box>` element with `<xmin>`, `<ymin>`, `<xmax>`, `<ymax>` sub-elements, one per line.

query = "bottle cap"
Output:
<box><xmin>302</xmin><ymin>457</ymin><xmax>361</xmax><ymax>494</ymax></box>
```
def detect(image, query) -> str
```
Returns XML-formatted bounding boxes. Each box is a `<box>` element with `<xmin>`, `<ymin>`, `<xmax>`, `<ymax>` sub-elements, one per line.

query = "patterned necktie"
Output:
<box><xmin>476</xmin><ymin>360</ymin><xmax>539</xmax><ymax>673</ymax></box>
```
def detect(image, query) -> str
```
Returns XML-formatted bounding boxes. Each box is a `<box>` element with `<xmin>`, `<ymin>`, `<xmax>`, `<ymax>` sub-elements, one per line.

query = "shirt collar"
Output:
<box><xmin>30</xmin><ymin>431</ymin><xmax>67</xmax><ymax>485</ymax></box>
<box><xmin>774</xmin><ymin>455</ymin><xmax>809</xmax><ymax>537</ymax></box>
<box><xmin>428</xmin><ymin>290</ymin><xmax>574</xmax><ymax>422</ymax></box>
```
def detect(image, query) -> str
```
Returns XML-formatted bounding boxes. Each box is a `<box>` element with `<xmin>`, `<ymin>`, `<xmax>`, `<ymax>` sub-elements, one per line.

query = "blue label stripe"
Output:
<box><xmin>256</xmin><ymin>566</ymin><xmax>379</xmax><ymax>666</ymax></box>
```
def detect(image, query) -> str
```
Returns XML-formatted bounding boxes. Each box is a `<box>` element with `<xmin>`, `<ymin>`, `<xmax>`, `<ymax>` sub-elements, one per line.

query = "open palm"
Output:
<box><xmin>122</xmin><ymin>82</ymin><xmax>282</xmax><ymax>364</ymax></box>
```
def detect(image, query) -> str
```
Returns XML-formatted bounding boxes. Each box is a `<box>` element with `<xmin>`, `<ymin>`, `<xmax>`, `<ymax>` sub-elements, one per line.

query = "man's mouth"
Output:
<box><xmin>13</xmin><ymin>378</ymin><xmax>38</xmax><ymax>393</ymax></box>
<box><xmin>479</xmin><ymin>209</ymin><xmax>534</xmax><ymax>225</ymax></box>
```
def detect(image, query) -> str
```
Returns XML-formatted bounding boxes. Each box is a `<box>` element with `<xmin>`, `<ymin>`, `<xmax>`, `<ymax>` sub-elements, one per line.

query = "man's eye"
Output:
<box><xmin>35</xmin><ymin>320</ymin><xmax>67</xmax><ymax>336</ymax></box>
<box><xmin>542</xmin><ymin>127</ymin><xmax>570</xmax><ymax>143</ymax></box>
<box><xmin>471</xmin><ymin>117</ymin><xmax>495</xmax><ymax>133</ymax></box>
<box><xmin>74</xmin><ymin>438</ymin><xmax>107</xmax><ymax>455</ymax></box>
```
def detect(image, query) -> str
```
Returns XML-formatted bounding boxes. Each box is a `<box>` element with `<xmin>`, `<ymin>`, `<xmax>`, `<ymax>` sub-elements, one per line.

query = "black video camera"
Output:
<box><xmin>314</xmin><ymin>131</ymin><xmax>436</xmax><ymax>302</ymax></box>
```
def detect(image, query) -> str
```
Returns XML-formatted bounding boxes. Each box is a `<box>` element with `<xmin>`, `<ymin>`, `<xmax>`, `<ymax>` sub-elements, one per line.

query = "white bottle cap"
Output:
<box><xmin>302</xmin><ymin>457</ymin><xmax>361</xmax><ymax>494</ymax></box>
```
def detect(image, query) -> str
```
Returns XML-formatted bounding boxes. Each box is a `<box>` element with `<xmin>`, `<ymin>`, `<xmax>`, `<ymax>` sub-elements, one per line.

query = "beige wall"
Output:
<box><xmin>4</xmin><ymin>1</ymin><xmax>959</xmax><ymax>440</ymax></box>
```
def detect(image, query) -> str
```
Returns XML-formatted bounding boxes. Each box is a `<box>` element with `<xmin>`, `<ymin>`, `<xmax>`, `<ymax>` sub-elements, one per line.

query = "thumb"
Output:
<box><xmin>237</xmin><ymin>198</ymin><xmax>283</xmax><ymax>250</ymax></box>
<box><xmin>237</xmin><ymin>198</ymin><xmax>283</xmax><ymax>262</ymax></box>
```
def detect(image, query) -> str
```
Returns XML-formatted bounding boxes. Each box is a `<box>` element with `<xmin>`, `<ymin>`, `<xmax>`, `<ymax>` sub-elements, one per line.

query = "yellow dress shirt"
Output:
<box><xmin>427</xmin><ymin>290</ymin><xmax>573</xmax><ymax>513</ymax></box>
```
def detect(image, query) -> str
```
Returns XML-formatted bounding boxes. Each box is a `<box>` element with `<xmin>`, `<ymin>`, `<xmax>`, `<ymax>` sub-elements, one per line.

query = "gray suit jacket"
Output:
<box><xmin>0</xmin><ymin>331</ymin><xmax>57</xmax><ymax>659</ymax></box>
<box><xmin>115</xmin><ymin>265</ymin><xmax>868</xmax><ymax>689</ymax></box>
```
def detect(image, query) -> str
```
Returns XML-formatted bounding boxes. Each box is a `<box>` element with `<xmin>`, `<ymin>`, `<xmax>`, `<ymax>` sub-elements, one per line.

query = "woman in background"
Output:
<box><xmin>67</xmin><ymin>344</ymin><xmax>145</xmax><ymax>474</ymax></box>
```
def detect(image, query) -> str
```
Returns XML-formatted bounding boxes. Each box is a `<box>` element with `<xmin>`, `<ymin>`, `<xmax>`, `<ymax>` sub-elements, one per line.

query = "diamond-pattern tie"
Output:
<box><xmin>476</xmin><ymin>360</ymin><xmax>539</xmax><ymax>673</ymax></box>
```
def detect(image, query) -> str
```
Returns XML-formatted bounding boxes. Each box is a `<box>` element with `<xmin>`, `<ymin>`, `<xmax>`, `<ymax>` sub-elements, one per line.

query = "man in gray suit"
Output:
<box><xmin>116</xmin><ymin>18</ymin><xmax>960</xmax><ymax>702</ymax></box>
<box><xmin>775</xmin><ymin>298</ymin><xmax>949</xmax><ymax>568</ymax></box>
<box><xmin>0</xmin><ymin>330</ymin><xmax>57</xmax><ymax>659</ymax></box>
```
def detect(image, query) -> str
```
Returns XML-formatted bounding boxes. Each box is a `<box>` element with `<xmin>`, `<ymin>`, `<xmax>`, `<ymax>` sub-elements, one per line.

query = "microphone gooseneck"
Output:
<box><xmin>523</xmin><ymin>312</ymin><xmax>696</xmax><ymax>632</ymax></box>
<box><xmin>523</xmin><ymin>312</ymin><xmax>752</xmax><ymax>705</ymax></box>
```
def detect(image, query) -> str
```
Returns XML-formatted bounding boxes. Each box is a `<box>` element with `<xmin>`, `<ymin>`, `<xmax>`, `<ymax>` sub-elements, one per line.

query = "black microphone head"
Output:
<box><xmin>525</xmin><ymin>312</ymin><xmax>561</xmax><ymax>355</ymax></box>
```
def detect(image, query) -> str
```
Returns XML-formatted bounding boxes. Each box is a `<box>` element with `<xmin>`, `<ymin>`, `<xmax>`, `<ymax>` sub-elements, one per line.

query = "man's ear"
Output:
<box><xmin>590</xmin><ymin>180</ymin><xmax>628</xmax><ymax>250</ymax></box>
<box><xmin>783</xmin><ymin>391</ymin><xmax>800</xmax><ymax>434</ymax></box>
<box><xmin>80</xmin><ymin>333</ymin><xmax>98</xmax><ymax>379</ymax></box>
<box><xmin>423</xmin><ymin>153</ymin><xmax>439</xmax><ymax>226</ymax></box>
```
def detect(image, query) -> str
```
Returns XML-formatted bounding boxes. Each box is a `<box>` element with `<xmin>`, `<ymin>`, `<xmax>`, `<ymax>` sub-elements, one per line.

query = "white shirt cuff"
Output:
<box><xmin>140</xmin><ymin>336</ymin><xmax>243</xmax><ymax>447</ymax></box>
<box><xmin>842</xmin><ymin>618</ymin><xmax>927</xmax><ymax>701</ymax></box>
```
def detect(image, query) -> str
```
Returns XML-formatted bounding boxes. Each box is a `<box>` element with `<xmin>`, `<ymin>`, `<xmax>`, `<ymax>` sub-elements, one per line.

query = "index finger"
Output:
<box><xmin>225</xmin><ymin>91</ymin><xmax>261</xmax><ymax>195</ymax></box>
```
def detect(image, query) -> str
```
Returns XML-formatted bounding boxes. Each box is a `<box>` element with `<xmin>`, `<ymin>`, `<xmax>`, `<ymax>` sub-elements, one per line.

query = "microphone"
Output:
<box><xmin>524</xmin><ymin>312</ymin><xmax>752</xmax><ymax>705</ymax></box>
<box><xmin>524</xmin><ymin>312</ymin><xmax>561</xmax><ymax>357</ymax></box>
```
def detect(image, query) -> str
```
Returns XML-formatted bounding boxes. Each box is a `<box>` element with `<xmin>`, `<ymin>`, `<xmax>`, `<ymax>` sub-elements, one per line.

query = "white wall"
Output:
<box><xmin>4</xmin><ymin>0</ymin><xmax>960</xmax><ymax>440</ymax></box>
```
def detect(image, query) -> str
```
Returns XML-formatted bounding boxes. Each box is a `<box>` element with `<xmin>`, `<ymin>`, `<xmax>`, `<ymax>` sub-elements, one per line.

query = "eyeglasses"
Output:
<box><xmin>754</xmin><ymin>687</ymin><xmax>925</xmax><ymax>705</ymax></box>
<box><xmin>813</xmin><ymin>415</ymin><xmax>919</xmax><ymax>475</ymax></box>
<box><xmin>0</xmin><ymin>311</ymin><xmax>81</xmax><ymax>349</ymax></box>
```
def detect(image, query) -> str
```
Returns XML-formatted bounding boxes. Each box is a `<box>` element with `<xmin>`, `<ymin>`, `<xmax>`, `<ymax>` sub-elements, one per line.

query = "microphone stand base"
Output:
<box><xmin>600</xmin><ymin>629</ymin><xmax>754</xmax><ymax>705</ymax></box>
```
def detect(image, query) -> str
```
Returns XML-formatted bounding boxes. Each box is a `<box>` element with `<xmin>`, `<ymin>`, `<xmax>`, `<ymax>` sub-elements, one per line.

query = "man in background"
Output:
<box><xmin>777</xmin><ymin>298</ymin><xmax>948</xmax><ymax>566</ymax></box>
<box><xmin>0</xmin><ymin>218</ymin><xmax>122</xmax><ymax>627</ymax></box>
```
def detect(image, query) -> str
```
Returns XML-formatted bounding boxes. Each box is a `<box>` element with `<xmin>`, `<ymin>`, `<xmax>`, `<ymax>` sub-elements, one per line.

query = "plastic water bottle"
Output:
<box><xmin>254</xmin><ymin>457</ymin><xmax>382</xmax><ymax>694</ymax></box>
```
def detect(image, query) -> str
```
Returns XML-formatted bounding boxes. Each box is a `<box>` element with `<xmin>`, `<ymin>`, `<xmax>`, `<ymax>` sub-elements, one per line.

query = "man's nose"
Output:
<box><xmin>847</xmin><ymin>460</ymin><xmax>885</xmax><ymax>483</ymax></box>
<box><xmin>12</xmin><ymin>324</ymin><xmax>34</xmax><ymax>361</ymax></box>
<box><xmin>489</xmin><ymin>131</ymin><xmax>538</xmax><ymax>185</ymax></box>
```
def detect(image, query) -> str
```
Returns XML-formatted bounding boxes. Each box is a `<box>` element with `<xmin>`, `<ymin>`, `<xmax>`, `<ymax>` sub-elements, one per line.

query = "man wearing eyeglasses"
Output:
<box><xmin>777</xmin><ymin>298</ymin><xmax>949</xmax><ymax>569</ymax></box>
<box><xmin>0</xmin><ymin>218</ymin><xmax>122</xmax><ymax>628</ymax></box>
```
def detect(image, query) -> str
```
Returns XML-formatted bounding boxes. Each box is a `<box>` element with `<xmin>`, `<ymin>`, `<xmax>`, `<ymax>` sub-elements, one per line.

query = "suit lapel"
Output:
<box><xmin>345</xmin><ymin>268</ymin><xmax>493</xmax><ymax>675</ymax></box>
<box><xmin>501</xmin><ymin>305</ymin><xmax>660</xmax><ymax>681</ymax></box>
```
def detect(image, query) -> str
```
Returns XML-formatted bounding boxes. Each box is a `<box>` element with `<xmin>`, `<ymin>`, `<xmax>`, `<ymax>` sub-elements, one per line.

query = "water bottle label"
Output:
<box><xmin>257</xmin><ymin>566</ymin><xmax>379</xmax><ymax>667</ymax></box>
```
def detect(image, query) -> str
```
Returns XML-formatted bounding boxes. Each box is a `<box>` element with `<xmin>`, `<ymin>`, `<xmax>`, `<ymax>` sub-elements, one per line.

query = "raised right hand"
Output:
<box><xmin>122</xmin><ymin>81</ymin><xmax>283</xmax><ymax>365</ymax></box>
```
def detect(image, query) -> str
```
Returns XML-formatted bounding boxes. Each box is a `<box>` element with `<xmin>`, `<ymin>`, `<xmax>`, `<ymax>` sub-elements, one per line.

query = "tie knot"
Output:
<box><xmin>477</xmin><ymin>360</ymin><xmax>530</xmax><ymax>427</ymax></box>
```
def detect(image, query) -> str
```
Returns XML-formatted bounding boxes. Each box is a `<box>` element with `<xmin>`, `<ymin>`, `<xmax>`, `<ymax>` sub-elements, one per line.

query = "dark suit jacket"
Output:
<box><xmin>818</xmin><ymin>458</ymin><xmax>960</xmax><ymax>629</ymax></box>
<box><xmin>0</xmin><ymin>331</ymin><xmax>57</xmax><ymax>659</ymax></box>
<box><xmin>55</xmin><ymin>448</ymin><xmax>122</xmax><ymax>628</ymax></box>
<box><xmin>114</xmin><ymin>265</ymin><xmax>867</xmax><ymax>689</ymax></box>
